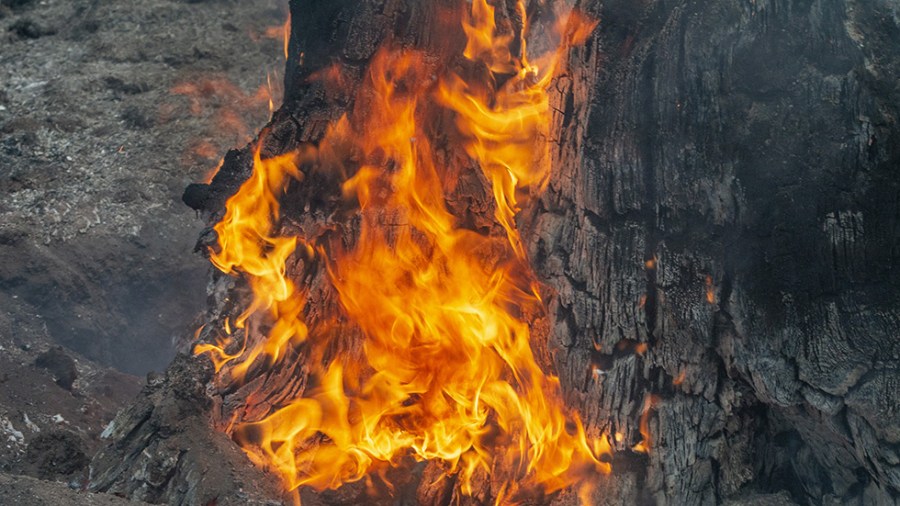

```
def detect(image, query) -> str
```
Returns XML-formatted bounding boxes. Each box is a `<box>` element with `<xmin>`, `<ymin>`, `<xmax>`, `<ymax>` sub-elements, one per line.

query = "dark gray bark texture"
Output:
<box><xmin>529</xmin><ymin>0</ymin><xmax>900</xmax><ymax>504</ymax></box>
<box><xmin>91</xmin><ymin>0</ymin><xmax>899</xmax><ymax>505</ymax></box>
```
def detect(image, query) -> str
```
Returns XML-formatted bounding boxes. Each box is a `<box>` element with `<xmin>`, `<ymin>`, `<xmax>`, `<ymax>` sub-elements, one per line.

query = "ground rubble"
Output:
<box><xmin>0</xmin><ymin>0</ymin><xmax>291</xmax><ymax>502</ymax></box>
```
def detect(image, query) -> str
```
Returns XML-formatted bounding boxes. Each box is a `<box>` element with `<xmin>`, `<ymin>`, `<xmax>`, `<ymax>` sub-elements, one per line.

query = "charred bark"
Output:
<box><xmin>528</xmin><ymin>0</ymin><xmax>900</xmax><ymax>504</ymax></box>
<box><xmin>93</xmin><ymin>0</ymin><xmax>900</xmax><ymax>505</ymax></box>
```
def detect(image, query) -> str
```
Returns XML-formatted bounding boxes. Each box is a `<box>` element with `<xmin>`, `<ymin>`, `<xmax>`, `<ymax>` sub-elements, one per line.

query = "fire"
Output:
<box><xmin>260</xmin><ymin>12</ymin><xmax>291</xmax><ymax>60</ymax></box>
<box><xmin>442</xmin><ymin>1</ymin><xmax>597</xmax><ymax>259</ymax></box>
<box><xmin>631</xmin><ymin>394</ymin><xmax>659</xmax><ymax>454</ymax></box>
<box><xmin>170</xmin><ymin>74</ymin><xmax>285</xmax><ymax>183</ymax></box>
<box><xmin>197</xmin><ymin>1</ymin><xmax>608</xmax><ymax>502</ymax></box>
<box><xmin>170</xmin><ymin>9</ymin><xmax>289</xmax><ymax>184</ymax></box>
<box><xmin>705</xmin><ymin>274</ymin><xmax>716</xmax><ymax>304</ymax></box>
<box><xmin>202</xmin><ymin>143</ymin><xmax>309</xmax><ymax>378</ymax></box>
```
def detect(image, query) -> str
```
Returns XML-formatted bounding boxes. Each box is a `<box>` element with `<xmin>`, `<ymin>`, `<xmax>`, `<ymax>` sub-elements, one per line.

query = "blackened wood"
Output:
<box><xmin>530</xmin><ymin>0</ymin><xmax>900</xmax><ymax>504</ymax></box>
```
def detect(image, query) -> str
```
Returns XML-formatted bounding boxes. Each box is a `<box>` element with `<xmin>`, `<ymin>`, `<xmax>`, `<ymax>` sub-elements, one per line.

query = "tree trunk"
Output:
<box><xmin>532</xmin><ymin>1</ymin><xmax>900</xmax><ymax>504</ymax></box>
<box><xmin>90</xmin><ymin>0</ymin><xmax>900</xmax><ymax>505</ymax></box>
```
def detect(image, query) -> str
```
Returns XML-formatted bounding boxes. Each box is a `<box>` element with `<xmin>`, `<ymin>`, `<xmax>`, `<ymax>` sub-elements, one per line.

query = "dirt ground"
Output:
<box><xmin>0</xmin><ymin>0</ymin><xmax>286</xmax><ymax>375</ymax></box>
<box><xmin>0</xmin><ymin>472</ymin><xmax>147</xmax><ymax>505</ymax></box>
<box><xmin>0</xmin><ymin>0</ymin><xmax>288</xmax><ymax>501</ymax></box>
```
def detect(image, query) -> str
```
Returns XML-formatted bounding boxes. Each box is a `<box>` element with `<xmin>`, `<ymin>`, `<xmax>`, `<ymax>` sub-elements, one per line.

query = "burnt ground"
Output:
<box><xmin>0</xmin><ymin>0</ymin><xmax>285</xmax><ymax>375</ymax></box>
<box><xmin>0</xmin><ymin>322</ymin><xmax>143</xmax><ymax>497</ymax></box>
<box><xmin>0</xmin><ymin>0</ymin><xmax>288</xmax><ymax>501</ymax></box>
<box><xmin>0</xmin><ymin>473</ymin><xmax>145</xmax><ymax>505</ymax></box>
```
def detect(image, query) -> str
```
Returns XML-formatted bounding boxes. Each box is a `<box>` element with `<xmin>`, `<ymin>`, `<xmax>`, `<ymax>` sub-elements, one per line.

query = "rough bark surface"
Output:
<box><xmin>529</xmin><ymin>0</ymin><xmax>899</xmax><ymax>504</ymax></box>
<box><xmin>91</xmin><ymin>0</ymin><xmax>900</xmax><ymax>505</ymax></box>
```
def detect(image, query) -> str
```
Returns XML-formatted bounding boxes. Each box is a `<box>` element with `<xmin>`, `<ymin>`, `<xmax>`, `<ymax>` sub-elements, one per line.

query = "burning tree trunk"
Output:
<box><xmin>90</xmin><ymin>0</ymin><xmax>899</xmax><ymax>505</ymax></box>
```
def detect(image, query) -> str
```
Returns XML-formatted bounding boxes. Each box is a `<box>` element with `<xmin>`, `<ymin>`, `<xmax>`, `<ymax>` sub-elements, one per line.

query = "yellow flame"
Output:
<box><xmin>632</xmin><ymin>394</ymin><xmax>658</xmax><ymax>454</ymax></box>
<box><xmin>197</xmin><ymin>2</ymin><xmax>605</xmax><ymax>501</ymax></box>
<box><xmin>198</xmin><ymin>144</ymin><xmax>308</xmax><ymax>377</ymax></box>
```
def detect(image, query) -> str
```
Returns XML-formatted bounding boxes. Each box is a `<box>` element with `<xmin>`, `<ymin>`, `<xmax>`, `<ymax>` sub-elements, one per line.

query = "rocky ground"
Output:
<box><xmin>0</xmin><ymin>473</ymin><xmax>146</xmax><ymax>505</ymax></box>
<box><xmin>0</xmin><ymin>328</ymin><xmax>141</xmax><ymax>479</ymax></box>
<box><xmin>0</xmin><ymin>0</ymin><xmax>285</xmax><ymax>374</ymax></box>
<box><xmin>0</xmin><ymin>0</ymin><xmax>287</xmax><ymax>501</ymax></box>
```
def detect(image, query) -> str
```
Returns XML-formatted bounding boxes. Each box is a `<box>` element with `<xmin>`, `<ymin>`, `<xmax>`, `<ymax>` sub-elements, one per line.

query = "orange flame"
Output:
<box><xmin>170</xmin><ymin>75</ymin><xmax>284</xmax><ymax>182</ymax></box>
<box><xmin>171</xmin><ymin>9</ymin><xmax>289</xmax><ymax>183</ymax></box>
<box><xmin>632</xmin><ymin>394</ymin><xmax>659</xmax><ymax>454</ymax></box>
<box><xmin>442</xmin><ymin>1</ymin><xmax>597</xmax><ymax>259</ymax></box>
<box><xmin>262</xmin><ymin>12</ymin><xmax>291</xmax><ymax>60</ymax></box>
<box><xmin>198</xmin><ymin>143</ymin><xmax>308</xmax><ymax>377</ymax></box>
<box><xmin>196</xmin><ymin>2</ymin><xmax>604</xmax><ymax>501</ymax></box>
<box><xmin>705</xmin><ymin>274</ymin><xmax>716</xmax><ymax>304</ymax></box>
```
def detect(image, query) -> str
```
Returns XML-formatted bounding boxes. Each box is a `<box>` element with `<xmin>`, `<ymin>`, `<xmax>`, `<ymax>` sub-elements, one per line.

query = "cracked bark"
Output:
<box><xmin>530</xmin><ymin>0</ymin><xmax>900</xmax><ymax>504</ymax></box>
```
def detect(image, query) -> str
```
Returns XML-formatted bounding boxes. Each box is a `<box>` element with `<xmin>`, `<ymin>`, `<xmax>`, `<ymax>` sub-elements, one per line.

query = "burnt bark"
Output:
<box><xmin>528</xmin><ymin>0</ymin><xmax>900</xmax><ymax>504</ymax></box>
<box><xmin>93</xmin><ymin>0</ymin><xmax>900</xmax><ymax>505</ymax></box>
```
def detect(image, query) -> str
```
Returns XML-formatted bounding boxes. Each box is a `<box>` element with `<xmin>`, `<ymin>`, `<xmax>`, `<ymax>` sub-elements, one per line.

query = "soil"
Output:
<box><xmin>0</xmin><ymin>0</ymin><xmax>290</xmax><ymax>501</ymax></box>
<box><xmin>0</xmin><ymin>472</ymin><xmax>148</xmax><ymax>505</ymax></box>
<box><xmin>0</xmin><ymin>0</ymin><xmax>287</xmax><ymax>375</ymax></box>
<box><xmin>0</xmin><ymin>314</ymin><xmax>142</xmax><ymax>492</ymax></box>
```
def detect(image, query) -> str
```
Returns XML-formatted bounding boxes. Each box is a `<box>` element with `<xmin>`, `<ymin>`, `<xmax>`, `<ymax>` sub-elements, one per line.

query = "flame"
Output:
<box><xmin>170</xmin><ymin>75</ymin><xmax>284</xmax><ymax>182</ymax></box>
<box><xmin>201</xmin><ymin>158</ymin><xmax>225</xmax><ymax>185</ymax></box>
<box><xmin>283</xmin><ymin>14</ymin><xmax>291</xmax><ymax>60</ymax></box>
<box><xmin>197</xmin><ymin>1</ymin><xmax>606</xmax><ymax>501</ymax></box>
<box><xmin>462</xmin><ymin>0</ymin><xmax>526</xmax><ymax>75</ymax></box>
<box><xmin>262</xmin><ymin>12</ymin><xmax>291</xmax><ymax>60</ymax></box>
<box><xmin>171</xmin><ymin>10</ymin><xmax>289</xmax><ymax>183</ymax></box>
<box><xmin>441</xmin><ymin>1</ymin><xmax>597</xmax><ymax>259</ymax></box>
<box><xmin>631</xmin><ymin>394</ymin><xmax>658</xmax><ymax>454</ymax></box>
<box><xmin>705</xmin><ymin>275</ymin><xmax>716</xmax><ymax>304</ymax></box>
<box><xmin>198</xmin><ymin>143</ymin><xmax>308</xmax><ymax>377</ymax></box>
